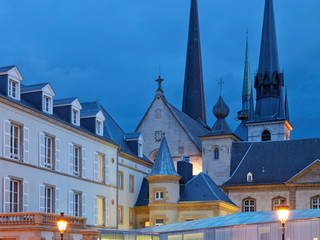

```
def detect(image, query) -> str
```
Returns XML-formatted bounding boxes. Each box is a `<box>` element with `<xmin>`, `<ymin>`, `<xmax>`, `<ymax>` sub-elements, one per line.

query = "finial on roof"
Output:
<box><xmin>211</xmin><ymin>96</ymin><xmax>232</xmax><ymax>135</ymax></box>
<box><xmin>218</xmin><ymin>78</ymin><xmax>224</xmax><ymax>97</ymax></box>
<box><xmin>213</xmin><ymin>96</ymin><xmax>229</xmax><ymax>120</ymax></box>
<box><xmin>155</xmin><ymin>75</ymin><xmax>164</xmax><ymax>94</ymax></box>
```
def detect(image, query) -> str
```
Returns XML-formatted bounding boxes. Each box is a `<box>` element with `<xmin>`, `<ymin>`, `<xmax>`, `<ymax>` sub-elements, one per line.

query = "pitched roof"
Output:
<box><xmin>179</xmin><ymin>173</ymin><xmax>234</xmax><ymax>205</ymax></box>
<box><xmin>135</xmin><ymin>178</ymin><xmax>149</xmax><ymax>207</ymax></box>
<box><xmin>21</xmin><ymin>83</ymin><xmax>49</xmax><ymax>92</ymax></box>
<box><xmin>80</xmin><ymin>101</ymin><xmax>102</xmax><ymax>117</ymax></box>
<box><xmin>234</xmin><ymin>123</ymin><xmax>248</xmax><ymax>141</ymax></box>
<box><xmin>53</xmin><ymin>97</ymin><xmax>78</xmax><ymax>105</ymax></box>
<box><xmin>224</xmin><ymin>139</ymin><xmax>320</xmax><ymax>186</ymax></box>
<box><xmin>0</xmin><ymin>65</ymin><xmax>16</xmax><ymax>73</ymax></box>
<box><xmin>149</xmin><ymin>137</ymin><xmax>179</xmax><ymax>176</ymax></box>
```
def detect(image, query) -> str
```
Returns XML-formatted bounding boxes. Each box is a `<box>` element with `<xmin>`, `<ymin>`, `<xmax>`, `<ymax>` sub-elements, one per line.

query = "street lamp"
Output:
<box><xmin>277</xmin><ymin>205</ymin><xmax>290</xmax><ymax>240</ymax></box>
<box><xmin>57</xmin><ymin>212</ymin><xmax>68</xmax><ymax>240</ymax></box>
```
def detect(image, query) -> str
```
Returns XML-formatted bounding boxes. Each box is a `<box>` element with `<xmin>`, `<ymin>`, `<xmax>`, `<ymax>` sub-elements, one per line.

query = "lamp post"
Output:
<box><xmin>277</xmin><ymin>205</ymin><xmax>290</xmax><ymax>240</ymax></box>
<box><xmin>57</xmin><ymin>212</ymin><xmax>68</xmax><ymax>240</ymax></box>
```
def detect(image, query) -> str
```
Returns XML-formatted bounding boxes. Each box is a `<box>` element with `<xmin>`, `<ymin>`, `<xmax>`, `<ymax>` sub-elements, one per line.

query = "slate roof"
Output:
<box><xmin>149</xmin><ymin>137</ymin><xmax>179</xmax><ymax>176</ymax></box>
<box><xmin>53</xmin><ymin>97</ymin><xmax>78</xmax><ymax>105</ymax></box>
<box><xmin>234</xmin><ymin>123</ymin><xmax>248</xmax><ymax>141</ymax></box>
<box><xmin>224</xmin><ymin>139</ymin><xmax>320</xmax><ymax>186</ymax></box>
<box><xmin>80</xmin><ymin>101</ymin><xmax>101</xmax><ymax>117</ymax></box>
<box><xmin>135</xmin><ymin>178</ymin><xmax>149</xmax><ymax>207</ymax></box>
<box><xmin>21</xmin><ymin>83</ymin><xmax>48</xmax><ymax>92</ymax></box>
<box><xmin>180</xmin><ymin>173</ymin><xmax>234</xmax><ymax>205</ymax></box>
<box><xmin>0</xmin><ymin>65</ymin><xmax>16</xmax><ymax>73</ymax></box>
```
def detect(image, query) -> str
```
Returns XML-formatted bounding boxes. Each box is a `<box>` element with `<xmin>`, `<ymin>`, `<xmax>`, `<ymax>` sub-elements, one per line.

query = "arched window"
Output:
<box><xmin>261</xmin><ymin>130</ymin><xmax>271</xmax><ymax>142</ymax></box>
<box><xmin>214</xmin><ymin>148</ymin><xmax>219</xmax><ymax>160</ymax></box>
<box><xmin>242</xmin><ymin>197</ymin><xmax>256</xmax><ymax>212</ymax></box>
<box><xmin>247</xmin><ymin>172</ymin><xmax>253</xmax><ymax>182</ymax></box>
<box><xmin>311</xmin><ymin>195</ymin><xmax>320</xmax><ymax>209</ymax></box>
<box><xmin>272</xmin><ymin>196</ymin><xmax>286</xmax><ymax>210</ymax></box>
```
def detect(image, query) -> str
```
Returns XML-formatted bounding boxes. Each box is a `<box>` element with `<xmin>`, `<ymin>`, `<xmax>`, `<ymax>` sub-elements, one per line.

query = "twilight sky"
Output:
<box><xmin>0</xmin><ymin>0</ymin><xmax>319</xmax><ymax>139</ymax></box>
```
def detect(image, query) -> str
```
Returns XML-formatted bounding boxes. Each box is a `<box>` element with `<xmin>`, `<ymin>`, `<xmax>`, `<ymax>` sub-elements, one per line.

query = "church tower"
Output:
<box><xmin>182</xmin><ymin>0</ymin><xmax>206</xmax><ymax>123</ymax></box>
<box><xmin>247</xmin><ymin>0</ymin><xmax>292</xmax><ymax>142</ymax></box>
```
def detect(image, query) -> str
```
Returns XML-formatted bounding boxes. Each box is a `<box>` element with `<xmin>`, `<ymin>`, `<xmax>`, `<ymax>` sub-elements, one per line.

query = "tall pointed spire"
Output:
<box><xmin>254</xmin><ymin>0</ymin><xmax>286</xmax><ymax>121</ymax></box>
<box><xmin>238</xmin><ymin>33</ymin><xmax>252</xmax><ymax>121</ymax></box>
<box><xmin>182</xmin><ymin>0</ymin><xmax>206</xmax><ymax>123</ymax></box>
<box><xmin>285</xmin><ymin>87</ymin><xmax>290</xmax><ymax>120</ymax></box>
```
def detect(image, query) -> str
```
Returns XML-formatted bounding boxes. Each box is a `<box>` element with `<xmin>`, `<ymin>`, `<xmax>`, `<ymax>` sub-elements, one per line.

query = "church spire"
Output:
<box><xmin>254</xmin><ymin>0</ymin><xmax>286</xmax><ymax>121</ymax></box>
<box><xmin>238</xmin><ymin>33</ymin><xmax>252</xmax><ymax>121</ymax></box>
<box><xmin>182</xmin><ymin>0</ymin><xmax>206</xmax><ymax>123</ymax></box>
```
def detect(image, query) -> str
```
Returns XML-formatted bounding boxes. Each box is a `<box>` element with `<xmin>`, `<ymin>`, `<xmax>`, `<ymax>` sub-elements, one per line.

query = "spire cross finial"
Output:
<box><xmin>218</xmin><ymin>78</ymin><xmax>224</xmax><ymax>96</ymax></box>
<box><xmin>156</xmin><ymin>75</ymin><xmax>164</xmax><ymax>93</ymax></box>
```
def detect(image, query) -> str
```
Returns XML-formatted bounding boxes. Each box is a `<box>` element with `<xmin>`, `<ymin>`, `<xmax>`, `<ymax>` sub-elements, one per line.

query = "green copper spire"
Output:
<box><xmin>238</xmin><ymin>33</ymin><xmax>252</xmax><ymax>121</ymax></box>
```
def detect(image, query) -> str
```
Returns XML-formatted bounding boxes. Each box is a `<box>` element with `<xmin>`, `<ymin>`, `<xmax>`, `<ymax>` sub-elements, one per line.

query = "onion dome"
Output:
<box><xmin>213</xmin><ymin>96</ymin><xmax>230</xmax><ymax>119</ymax></box>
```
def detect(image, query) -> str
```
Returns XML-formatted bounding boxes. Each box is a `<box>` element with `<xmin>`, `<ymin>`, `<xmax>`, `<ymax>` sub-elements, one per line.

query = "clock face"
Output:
<box><xmin>154</xmin><ymin>131</ymin><xmax>163</xmax><ymax>142</ymax></box>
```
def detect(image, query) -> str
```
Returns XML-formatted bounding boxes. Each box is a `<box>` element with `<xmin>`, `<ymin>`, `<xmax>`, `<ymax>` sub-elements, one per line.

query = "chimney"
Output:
<box><xmin>177</xmin><ymin>156</ymin><xmax>193</xmax><ymax>184</ymax></box>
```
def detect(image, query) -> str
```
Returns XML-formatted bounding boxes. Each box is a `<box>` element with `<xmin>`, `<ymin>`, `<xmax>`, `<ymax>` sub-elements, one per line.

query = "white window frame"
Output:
<box><xmin>44</xmin><ymin>135</ymin><xmax>53</xmax><ymax>169</ymax></box>
<box><xmin>72</xmin><ymin>108</ymin><xmax>80</xmax><ymax>126</ymax></box>
<box><xmin>73</xmin><ymin>145</ymin><xmax>81</xmax><ymax>176</ymax></box>
<box><xmin>96</xmin><ymin>120</ymin><xmax>103</xmax><ymax>136</ymax></box>
<box><xmin>45</xmin><ymin>186</ymin><xmax>54</xmax><ymax>213</ymax></box>
<box><xmin>9</xmin><ymin>179</ymin><xmax>21</xmax><ymax>212</ymax></box>
<box><xmin>312</xmin><ymin>196</ymin><xmax>320</xmax><ymax>209</ymax></box>
<box><xmin>8</xmin><ymin>79</ymin><xmax>19</xmax><ymax>99</ymax></box>
<box><xmin>10</xmin><ymin>123</ymin><xmax>20</xmax><ymax>160</ymax></box>
<box><xmin>247</xmin><ymin>172</ymin><xmax>253</xmax><ymax>182</ymax></box>
<box><xmin>243</xmin><ymin>198</ymin><xmax>255</xmax><ymax>212</ymax></box>
<box><xmin>155</xmin><ymin>191</ymin><xmax>164</xmax><ymax>200</ymax></box>
<box><xmin>273</xmin><ymin>197</ymin><xmax>286</xmax><ymax>210</ymax></box>
<box><xmin>43</xmin><ymin>94</ymin><xmax>52</xmax><ymax>114</ymax></box>
<box><xmin>155</xmin><ymin>219</ymin><xmax>164</xmax><ymax>226</ymax></box>
<box><xmin>73</xmin><ymin>192</ymin><xmax>81</xmax><ymax>217</ymax></box>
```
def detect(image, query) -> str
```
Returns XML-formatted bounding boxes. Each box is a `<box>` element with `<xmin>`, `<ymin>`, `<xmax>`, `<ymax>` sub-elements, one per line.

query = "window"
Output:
<box><xmin>9</xmin><ymin>179</ymin><xmax>21</xmax><ymax>212</ymax></box>
<box><xmin>138</xmin><ymin>142</ymin><xmax>143</xmax><ymax>157</ymax></box>
<box><xmin>10</xmin><ymin>123</ymin><xmax>21</xmax><ymax>160</ymax></box>
<box><xmin>74</xmin><ymin>192</ymin><xmax>81</xmax><ymax>217</ymax></box>
<box><xmin>97</xmin><ymin>197</ymin><xmax>105</xmax><ymax>225</ymax></box>
<box><xmin>72</xmin><ymin>109</ymin><xmax>79</xmax><ymax>125</ymax></box>
<box><xmin>96</xmin><ymin>120</ymin><xmax>103</xmax><ymax>136</ymax></box>
<box><xmin>242</xmin><ymin>198</ymin><xmax>256</xmax><ymax>212</ymax></box>
<box><xmin>45</xmin><ymin>186</ymin><xmax>54</xmax><ymax>213</ymax></box>
<box><xmin>311</xmin><ymin>196</ymin><xmax>320</xmax><ymax>209</ymax></box>
<box><xmin>118</xmin><ymin>171</ymin><xmax>124</xmax><ymax>190</ymax></box>
<box><xmin>214</xmin><ymin>147</ymin><xmax>219</xmax><ymax>160</ymax></box>
<box><xmin>44</xmin><ymin>135</ymin><xmax>54</xmax><ymax>169</ymax></box>
<box><xmin>129</xmin><ymin>175</ymin><xmax>134</xmax><ymax>193</ymax></box>
<box><xmin>73</xmin><ymin>145</ymin><xmax>81</xmax><ymax>176</ymax></box>
<box><xmin>98</xmin><ymin>153</ymin><xmax>105</xmax><ymax>183</ymax></box>
<box><xmin>129</xmin><ymin>208</ymin><xmax>134</xmax><ymax>225</ymax></box>
<box><xmin>272</xmin><ymin>197</ymin><xmax>286</xmax><ymax>210</ymax></box>
<box><xmin>262</xmin><ymin>130</ymin><xmax>271</xmax><ymax>142</ymax></box>
<box><xmin>43</xmin><ymin>95</ymin><xmax>52</xmax><ymax>113</ymax></box>
<box><xmin>155</xmin><ymin>219</ymin><xmax>164</xmax><ymax>226</ymax></box>
<box><xmin>247</xmin><ymin>172</ymin><xmax>253</xmax><ymax>182</ymax></box>
<box><xmin>118</xmin><ymin>206</ymin><xmax>124</xmax><ymax>224</ymax></box>
<box><xmin>155</xmin><ymin>191</ymin><xmax>164</xmax><ymax>200</ymax></box>
<box><xmin>8</xmin><ymin>80</ymin><xmax>18</xmax><ymax>99</ymax></box>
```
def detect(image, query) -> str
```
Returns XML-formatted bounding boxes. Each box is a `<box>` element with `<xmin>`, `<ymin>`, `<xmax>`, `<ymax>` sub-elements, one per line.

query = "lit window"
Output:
<box><xmin>97</xmin><ymin>197</ymin><xmax>105</xmax><ymax>225</ymax></box>
<box><xmin>8</xmin><ymin>80</ymin><xmax>18</xmax><ymax>99</ymax></box>
<box><xmin>43</xmin><ymin>95</ymin><xmax>52</xmax><ymax>113</ymax></box>
<box><xmin>9</xmin><ymin>179</ymin><xmax>21</xmax><ymax>212</ymax></box>
<box><xmin>118</xmin><ymin>206</ymin><xmax>123</xmax><ymax>224</ymax></box>
<box><xmin>72</xmin><ymin>109</ymin><xmax>79</xmax><ymax>125</ymax></box>
<box><xmin>98</xmin><ymin>153</ymin><xmax>105</xmax><ymax>183</ymax></box>
<box><xmin>242</xmin><ymin>198</ymin><xmax>256</xmax><ymax>212</ymax></box>
<box><xmin>45</xmin><ymin>186</ymin><xmax>54</xmax><ymax>213</ymax></box>
<box><xmin>10</xmin><ymin>123</ymin><xmax>21</xmax><ymax>160</ymax></box>
<box><xmin>96</xmin><ymin>120</ymin><xmax>103</xmax><ymax>136</ymax></box>
<box><xmin>73</xmin><ymin>145</ymin><xmax>81</xmax><ymax>176</ymax></box>
<box><xmin>129</xmin><ymin>175</ymin><xmax>134</xmax><ymax>193</ymax></box>
<box><xmin>247</xmin><ymin>172</ymin><xmax>253</xmax><ymax>182</ymax></box>
<box><xmin>129</xmin><ymin>208</ymin><xmax>134</xmax><ymax>225</ymax></box>
<box><xmin>73</xmin><ymin>192</ymin><xmax>81</xmax><ymax>217</ymax></box>
<box><xmin>214</xmin><ymin>148</ymin><xmax>219</xmax><ymax>160</ymax></box>
<box><xmin>311</xmin><ymin>196</ymin><xmax>320</xmax><ymax>209</ymax></box>
<box><xmin>118</xmin><ymin>171</ymin><xmax>124</xmax><ymax>190</ymax></box>
<box><xmin>262</xmin><ymin>130</ymin><xmax>271</xmax><ymax>142</ymax></box>
<box><xmin>155</xmin><ymin>191</ymin><xmax>164</xmax><ymax>200</ymax></box>
<box><xmin>44</xmin><ymin>135</ymin><xmax>53</xmax><ymax>169</ymax></box>
<box><xmin>155</xmin><ymin>219</ymin><xmax>164</xmax><ymax>226</ymax></box>
<box><xmin>272</xmin><ymin>197</ymin><xmax>286</xmax><ymax>210</ymax></box>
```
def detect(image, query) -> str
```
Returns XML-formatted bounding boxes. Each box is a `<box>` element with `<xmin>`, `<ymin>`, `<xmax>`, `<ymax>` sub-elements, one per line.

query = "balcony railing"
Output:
<box><xmin>0</xmin><ymin>212</ymin><xmax>86</xmax><ymax>228</ymax></box>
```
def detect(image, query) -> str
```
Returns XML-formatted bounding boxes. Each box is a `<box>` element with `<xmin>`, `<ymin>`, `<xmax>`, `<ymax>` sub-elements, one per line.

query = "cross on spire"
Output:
<box><xmin>218</xmin><ymin>78</ymin><xmax>224</xmax><ymax>96</ymax></box>
<box><xmin>156</xmin><ymin>75</ymin><xmax>164</xmax><ymax>93</ymax></box>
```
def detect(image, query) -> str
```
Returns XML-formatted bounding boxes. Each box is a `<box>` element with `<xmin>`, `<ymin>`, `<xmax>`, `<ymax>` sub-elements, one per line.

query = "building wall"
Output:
<box><xmin>136</xmin><ymin>96</ymin><xmax>202</xmax><ymax>174</ymax></box>
<box><xmin>247</xmin><ymin>121</ymin><xmax>291</xmax><ymax>142</ymax></box>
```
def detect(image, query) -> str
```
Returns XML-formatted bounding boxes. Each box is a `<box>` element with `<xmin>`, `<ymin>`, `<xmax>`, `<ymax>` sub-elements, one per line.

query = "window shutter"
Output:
<box><xmin>82</xmin><ymin>147</ymin><xmax>86</xmax><ymax>178</ymax></box>
<box><xmin>82</xmin><ymin>193</ymin><xmax>86</xmax><ymax>218</ymax></box>
<box><xmin>39</xmin><ymin>184</ymin><xmax>45</xmax><ymax>212</ymax></box>
<box><xmin>39</xmin><ymin>132</ymin><xmax>45</xmax><ymax>167</ymax></box>
<box><xmin>23</xmin><ymin>127</ymin><xmax>30</xmax><ymax>163</ymax></box>
<box><xmin>23</xmin><ymin>180</ymin><xmax>29</xmax><ymax>212</ymax></box>
<box><xmin>94</xmin><ymin>197</ymin><xmax>98</xmax><ymax>225</ymax></box>
<box><xmin>105</xmin><ymin>199</ymin><xmax>109</xmax><ymax>226</ymax></box>
<box><xmin>3</xmin><ymin>120</ymin><xmax>10</xmax><ymax>158</ymax></box>
<box><xmin>94</xmin><ymin>152</ymin><xmax>98</xmax><ymax>181</ymax></box>
<box><xmin>105</xmin><ymin>157</ymin><xmax>109</xmax><ymax>184</ymax></box>
<box><xmin>55</xmin><ymin>188</ymin><xmax>60</xmax><ymax>214</ymax></box>
<box><xmin>55</xmin><ymin>138</ymin><xmax>61</xmax><ymax>171</ymax></box>
<box><xmin>68</xmin><ymin>191</ymin><xmax>74</xmax><ymax>216</ymax></box>
<box><xmin>68</xmin><ymin>143</ymin><xmax>74</xmax><ymax>175</ymax></box>
<box><xmin>42</xmin><ymin>94</ymin><xmax>45</xmax><ymax>112</ymax></box>
<box><xmin>3</xmin><ymin>177</ymin><xmax>10</xmax><ymax>212</ymax></box>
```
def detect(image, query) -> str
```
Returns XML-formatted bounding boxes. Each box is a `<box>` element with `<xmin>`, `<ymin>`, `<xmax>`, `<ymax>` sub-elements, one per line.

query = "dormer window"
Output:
<box><xmin>96</xmin><ymin>120</ymin><xmax>103</xmax><ymax>136</ymax></box>
<box><xmin>72</xmin><ymin>108</ymin><xmax>80</xmax><ymax>126</ymax></box>
<box><xmin>43</xmin><ymin>95</ymin><xmax>52</xmax><ymax>114</ymax></box>
<box><xmin>8</xmin><ymin>80</ymin><xmax>19</xmax><ymax>99</ymax></box>
<box><xmin>247</xmin><ymin>172</ymin><xmax>253</xmax><ymax>182</ymax></box>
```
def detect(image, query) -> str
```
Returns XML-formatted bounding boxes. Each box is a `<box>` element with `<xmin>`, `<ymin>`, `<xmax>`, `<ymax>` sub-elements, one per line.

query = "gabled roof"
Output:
<box><xmin>0</xmin><ymin>65</ymin><xmax>16</xmax><ymax>72</ymax></box>
<box><xmin>80</xmin><ymin>101</ymin><xmax>102</xmax><ymax>117</ymax></box>
<box><xmin>0</xmin><ymin>66</ymin><xmax>23</xmax><ymax>80</ymax></box>
<box><xmin>179</xmin><ymin>173</ymin><xmax>234</xmax><ymax>205</ymax></box>
<box><xmin>135</xmin><ymin>178</ymin><xmax>149</xmax><ymax>207</ymax></box>
<box><xmin>21</xmin><ymin>83</ymin><xmax>55</xmax><ymax>97</ymax></box>
<box><xmin>149</xmin><ymin>137</ymin><xmax>179</xmax><ymax>176</ymax></box>
<box><xmin>54</xmin><ymin>97</ymin><xmax>78</xmax><ymax>105</ymax></box>
<box><xmin>224</xmin><ymin>139</ymin><xmax>320</xmax><ymax>186</ymax></box>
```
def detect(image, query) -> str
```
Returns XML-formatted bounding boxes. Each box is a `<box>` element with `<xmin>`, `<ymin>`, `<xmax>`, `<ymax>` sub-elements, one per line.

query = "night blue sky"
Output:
<box><xmin>0</xmin><ymin>0</ymin><xmax>319</xmax><ymax>139</ymax></box>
